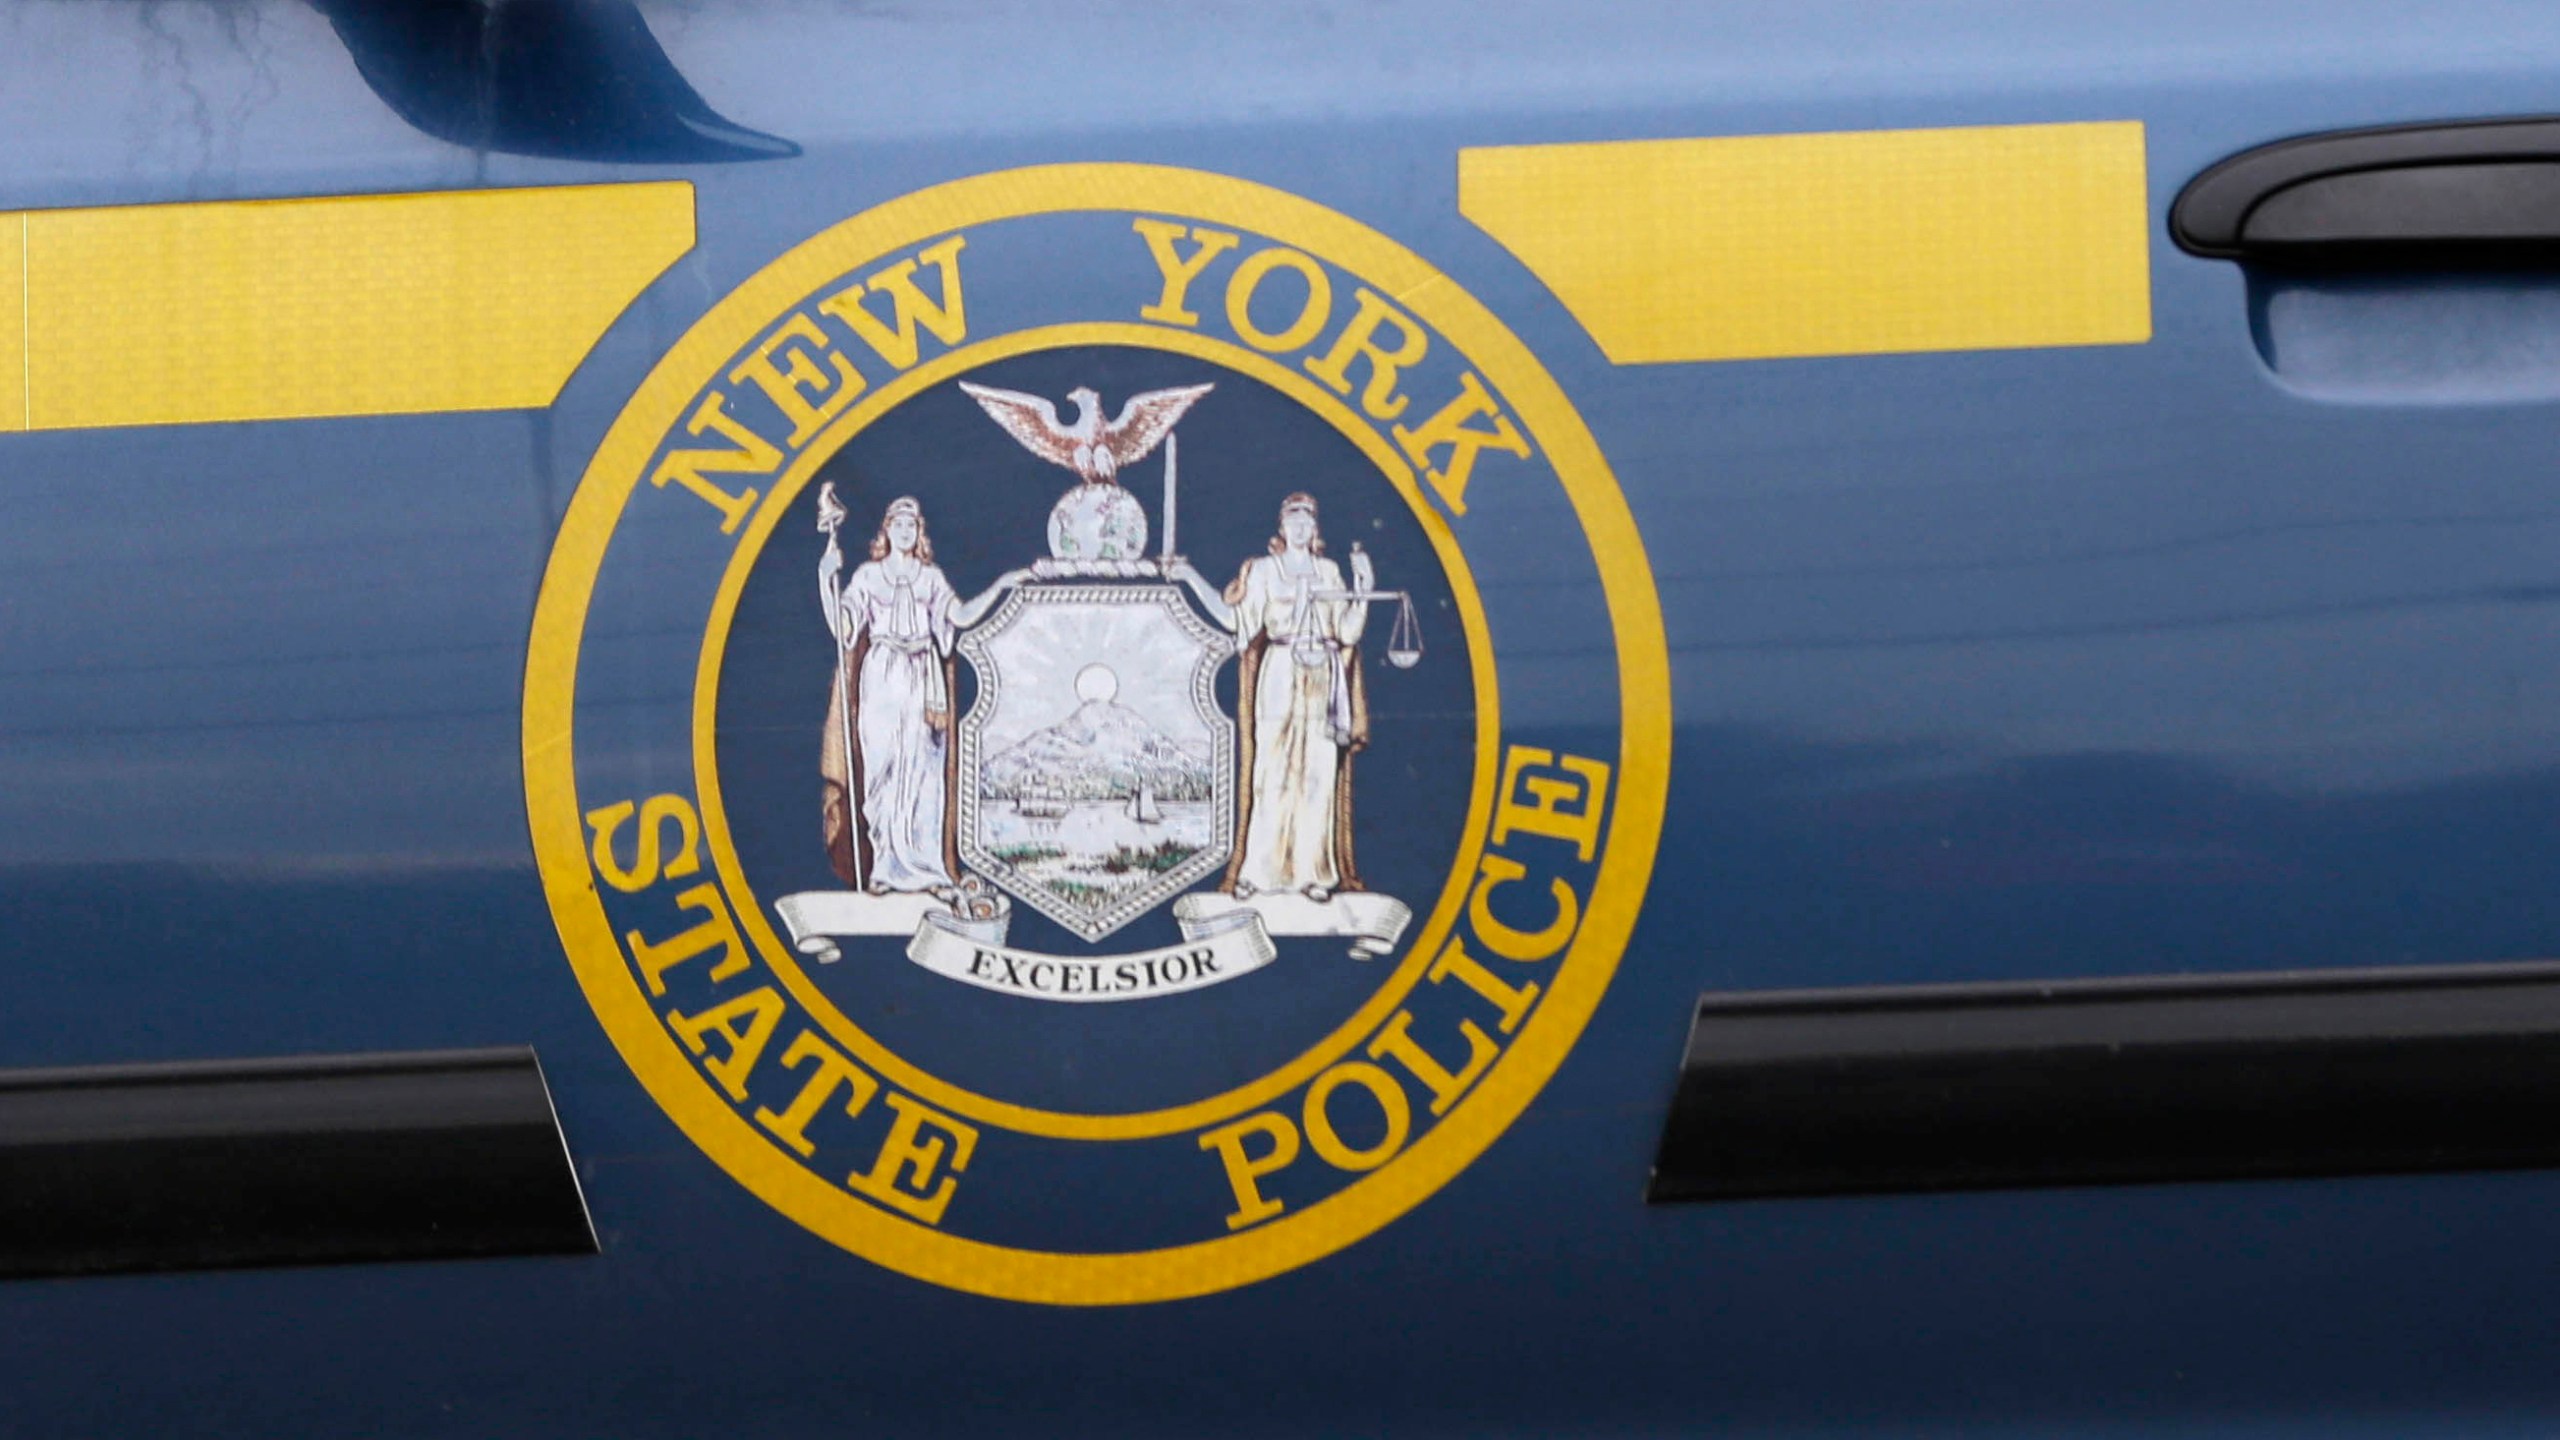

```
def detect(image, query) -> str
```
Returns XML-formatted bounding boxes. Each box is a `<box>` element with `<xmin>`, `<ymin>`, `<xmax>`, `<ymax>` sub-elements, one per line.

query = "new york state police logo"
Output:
<box><xmin>525</xmin><ymin>165</ymin><xmax>1669</xmax><ymax>1303</ymax></box>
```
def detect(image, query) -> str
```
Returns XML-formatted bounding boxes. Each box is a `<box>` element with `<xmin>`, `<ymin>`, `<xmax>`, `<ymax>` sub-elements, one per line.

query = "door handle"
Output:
<box><xmin>2173</xmin><ymin>117</ymin><xmax>2560</xmax><ymax>259</ymax></box>
<box><xmin>314</xmin><ymin>0</ymin><xmax>798</xmax><ymax>164</ymax></box>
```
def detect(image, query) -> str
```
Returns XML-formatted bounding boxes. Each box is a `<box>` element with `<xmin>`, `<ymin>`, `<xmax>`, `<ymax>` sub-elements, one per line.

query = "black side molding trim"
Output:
<box><xmin>0</xmin><ymin>1047</ymin><xmax>596</xmax><ymax>1279</ymax></box>
<box><xmin>2172</xmin><ymin>116</ymin><xmax>2560</xmax><ymax>259</ymax></box>
<box><xmin>1651</xmin><ymin>960</ymin><xmax>2560</xmax><ymax>1202</ymax></box>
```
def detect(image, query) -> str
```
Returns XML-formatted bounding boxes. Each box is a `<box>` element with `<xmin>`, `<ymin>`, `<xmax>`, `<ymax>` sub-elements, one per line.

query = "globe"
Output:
<box><xmin>1046</xmin><ymin>483</ymin><xmax>1150</xmax><ymax>561</ymax></box>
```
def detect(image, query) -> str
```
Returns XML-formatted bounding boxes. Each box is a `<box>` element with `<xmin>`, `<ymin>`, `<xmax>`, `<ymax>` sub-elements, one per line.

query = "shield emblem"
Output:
<box><xmin>956</xmin><ymin>583</ymin><xmax>1236</xmax><ymax>941</ymax></box>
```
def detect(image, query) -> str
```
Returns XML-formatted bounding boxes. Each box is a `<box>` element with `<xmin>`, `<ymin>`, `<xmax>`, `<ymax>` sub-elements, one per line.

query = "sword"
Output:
<box><xmin>1160</xmin><ymin>430</ymin><xmax>1179</xmax><ymax>563</ymax></box>
<box><xmin>817</xmin><ymin>483</ymin><xmax>864</xmax><ymax>892</ymax></box>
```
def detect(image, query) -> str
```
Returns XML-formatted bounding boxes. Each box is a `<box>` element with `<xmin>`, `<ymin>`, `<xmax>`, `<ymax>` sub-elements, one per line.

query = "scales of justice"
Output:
<box><xmin>772</xmin><ymin>381</ymin><xmax>1425</xmax><ymax>1003</ymax></box>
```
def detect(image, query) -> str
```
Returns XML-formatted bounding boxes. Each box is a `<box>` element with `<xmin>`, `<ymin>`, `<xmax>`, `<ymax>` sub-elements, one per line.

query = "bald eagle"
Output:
<box><xmin>956</xmin><ymin>381</ymin><xmax>1213</xmax><ymax>486</ymax></box>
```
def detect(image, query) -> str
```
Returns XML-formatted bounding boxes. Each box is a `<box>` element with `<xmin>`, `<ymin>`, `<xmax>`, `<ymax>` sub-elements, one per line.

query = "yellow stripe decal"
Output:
<box><xmin>1459</xmin><ymin>121</ymin><xmax>2151</xmax><ymax>364</ymax></box>
<box><xmin>2</xmin><ymin>181</ymin><xmax>694</xmax><ymax>432</ymax></box>
<box><xmin>3</xmin><ymin>215</ymin><xmax>26</xmax><ymax>432</ymax></box>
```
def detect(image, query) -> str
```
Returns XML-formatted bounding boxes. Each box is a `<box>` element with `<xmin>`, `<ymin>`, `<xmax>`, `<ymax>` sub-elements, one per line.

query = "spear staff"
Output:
<box><xmin>816</xmin><ymin>482</ymin><xmax>864</xmax><ymax>892</ymax></box>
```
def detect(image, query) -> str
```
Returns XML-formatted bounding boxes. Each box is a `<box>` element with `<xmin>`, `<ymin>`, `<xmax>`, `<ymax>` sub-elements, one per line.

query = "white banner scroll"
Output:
<box><xmin>907</xmin><ymin>911</ymin><xmax>1274</xmax><ymax>1002</ymax></box>
<box><xmin>771</xmin><ymin>891</ymin><xmax>949</xmax><ymax>963</ymax></box>
<box><xmin>772</xmin><ymin>886</ymin><xmax>1410</xmax><ymax>1002</ymax></box>
<box><xmin>1171</xmin><ymin>891</ymin><xmax>1412</xmax><ymax>960</ymax></box>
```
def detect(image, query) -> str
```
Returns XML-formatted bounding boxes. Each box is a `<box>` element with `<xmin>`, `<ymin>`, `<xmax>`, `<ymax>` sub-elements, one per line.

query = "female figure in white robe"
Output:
<box><xmin>817</xmin><ymin>490</ymin><xmax>1029</xmax><ymax>893</ymax></box>
<box><xmin>1177</xmin><ymin>493</ymin><xmax>1373</xmax><ymax>900</ymax></box>
<box><xmin>819</xmin><ymin>495</ymin><xmax>960</xmax><ymax>893</ymax></box>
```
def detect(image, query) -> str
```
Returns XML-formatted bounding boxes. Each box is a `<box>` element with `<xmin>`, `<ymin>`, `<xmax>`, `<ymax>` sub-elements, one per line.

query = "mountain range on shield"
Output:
<box><xmin>978</xmin><ymin>697</ymin><xmax>1216</xmax><ymax>803</ymax></box>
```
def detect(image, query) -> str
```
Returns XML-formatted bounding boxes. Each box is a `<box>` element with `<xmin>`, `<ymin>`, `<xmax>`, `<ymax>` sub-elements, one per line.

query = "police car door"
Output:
<box><xmin>4</xmin><ymin>4</ymin><xmax>2559</xmax><ymax>1436</ymax></box>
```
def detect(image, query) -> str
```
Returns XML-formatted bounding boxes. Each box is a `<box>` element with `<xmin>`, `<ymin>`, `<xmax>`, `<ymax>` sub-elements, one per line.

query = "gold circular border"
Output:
<box><xmin>524</xmin><ymin>164</ymin><xmax>1672</xmax><ymax>1304</ymax></box>
<box><xmin>692</xmin><ymin>323</ymin><xmax>1501</xmax><ymax>1140</ymax></box>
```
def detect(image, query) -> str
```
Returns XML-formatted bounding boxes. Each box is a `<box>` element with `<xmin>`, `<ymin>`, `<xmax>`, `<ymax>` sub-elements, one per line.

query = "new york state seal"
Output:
<box><xmin>524</xmin><ymin>165</ymin><xmax>1669</xmax><ymax>1304</ymax></box>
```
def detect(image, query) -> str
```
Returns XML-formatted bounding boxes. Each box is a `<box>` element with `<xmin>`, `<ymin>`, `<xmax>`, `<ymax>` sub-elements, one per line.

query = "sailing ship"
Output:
<box><xmin>1125</xmin><ymin>778</ymin><xmax>1162</xmax><ymax>824</ymax></box>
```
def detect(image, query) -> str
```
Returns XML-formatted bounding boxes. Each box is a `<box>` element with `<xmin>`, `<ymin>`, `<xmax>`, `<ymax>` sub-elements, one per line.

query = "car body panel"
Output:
<box><xmin>8</xmin><ymin>2</ymin><xmax>2560</xmax><ymax>1434</ymax></box>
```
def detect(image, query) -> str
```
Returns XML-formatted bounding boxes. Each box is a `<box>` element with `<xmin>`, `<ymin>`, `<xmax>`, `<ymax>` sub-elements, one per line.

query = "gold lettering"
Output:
<box><xmin>584</xmin><ymin>794</ymin><xmax>702</xmax><ymax>893</ymax></box>
<box><xmin>625</xmin><ymin>883</ymin><xmax>752</xmax><ymax>996</ymax></box>
<box><xmin>818</xmin><ymin>236</ymin><xmax>969</xmax><ymax>371</ymax></box>
<box><xmin>1304</xmin><ymin>287</ymin><xmax>1427</xmax><ymax>420</ymax></box>
<box><xmin>648</xmin><ymin>391</ymin><xmax>777</xmax><ymax>535</ymax></box>
<box><xmin>1366</xmin><ymin>1008</ymin><xmax>1497</xmax><ymax>1117</ymax></box>
<box><xmin>667</xmin><ymin>985</ymin><xmax>786</xmax><ymax>1102</ymax></box>
<box><xmin>1428</xmin><ymin>936</ymin><xmax>1541</xmax><ymax>1034</ymax></box>
<box><xmin>1132</xmin><ymin>218</ymin><xmax>1240</xmax><ymax>326</ymax></box>
<box><xmin>1224</xmin><ymin>246</ymin><xmax>1333</xmax><ymax>353</ymax></box>
<box><xmin>1390</xmin><ymin>372</ymin><xmax>1531</xmax><ymax>517</ymax></box>
<box><xmin>1302</xmin><ymin>1061</ymin><xmax>1412</xmax><ymax>1172</ymax></box>
<box><xmin>1491</xmin><ymin>746</ymin><xmax>1612</xmax><ymax>860</ymax></box>
<box><xmin>752</xmin><ymin>1030</ymin><xmax>881</xmax><ymax>1158</ymax></box>
<box><xmin>847</xmin><ymin>1092</ymin><xmax>978</xmax><ymax>1225</ymax></box>
<box><xmin>728</xmin><ymin>312</ymin><xmax>864</xmax><ymax>446</ymax></box>
<box><xmin>1198</xmin><ymin>1111</ymin><xmax>1299</xmax><ymax>1230</ymax></box>
<box><xmin>1467</xmin><ymin>855</ymin><xmax>1579</xmax><ymax>963</ymax></box>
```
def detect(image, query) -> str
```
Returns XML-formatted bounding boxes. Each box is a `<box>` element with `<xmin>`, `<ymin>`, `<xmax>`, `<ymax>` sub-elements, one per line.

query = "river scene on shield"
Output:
<box><xmin>967</xmin><ymin>593</ymin><xmax>1224</xmax><ymax>923</ymax></box>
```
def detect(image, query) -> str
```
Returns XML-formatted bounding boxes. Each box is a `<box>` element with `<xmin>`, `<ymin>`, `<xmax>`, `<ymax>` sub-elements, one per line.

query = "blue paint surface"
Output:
<box><xmin>10</xmin><ymin>2</ymin><xmax>2560</xmax><ymax>1434</ymax></box>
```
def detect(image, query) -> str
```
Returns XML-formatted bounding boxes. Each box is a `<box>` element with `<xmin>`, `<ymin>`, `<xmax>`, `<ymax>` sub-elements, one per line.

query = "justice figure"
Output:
<box><xmin>1175</xmin><ymin>493</ymin><xmax>1373</xmax><ymax>900</ymax></box>
<box><xmin>817</xmin><ymin>490</ymin><xmax>1029</xmax><ymax>893</ymax></box>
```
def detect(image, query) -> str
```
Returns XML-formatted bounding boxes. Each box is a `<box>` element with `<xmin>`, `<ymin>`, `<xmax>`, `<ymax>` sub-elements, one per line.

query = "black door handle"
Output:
<box><xmin>2173</xmin><ymin>117</ymin><xmax>2560</xmax><ymax>259</ymax></box>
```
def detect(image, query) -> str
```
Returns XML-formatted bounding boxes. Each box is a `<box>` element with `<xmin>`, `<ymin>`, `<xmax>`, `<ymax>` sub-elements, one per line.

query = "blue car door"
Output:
<box><xmin>7</xmin><ymin>3</ymin><xmax>2560</xmax><ymax>1435</ymax></box>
